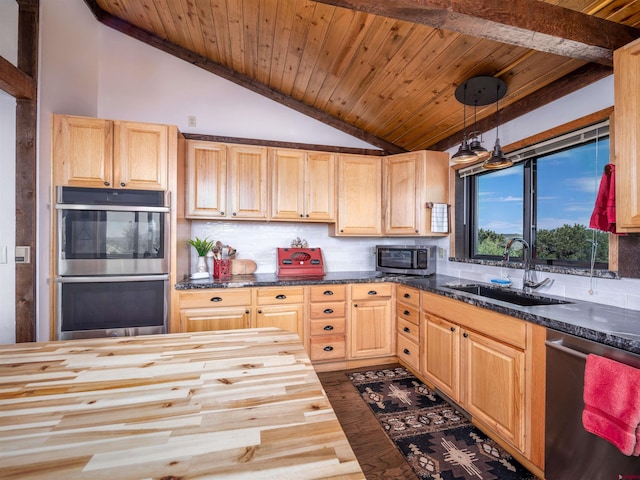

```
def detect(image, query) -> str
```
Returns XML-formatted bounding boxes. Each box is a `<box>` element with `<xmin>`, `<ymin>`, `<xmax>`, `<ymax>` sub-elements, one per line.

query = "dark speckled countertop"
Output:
<box><xmin>176</xmin><ymin>272</ymin><xmax>640</xmax><ymax>355</ymax></box>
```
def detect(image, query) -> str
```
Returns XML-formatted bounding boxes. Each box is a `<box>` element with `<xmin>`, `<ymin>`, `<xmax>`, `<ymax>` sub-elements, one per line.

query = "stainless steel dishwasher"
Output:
<box><xmin>545</xmin><ymin>329</ymin><xmax>640</xmax><ymax>479</ymax></box>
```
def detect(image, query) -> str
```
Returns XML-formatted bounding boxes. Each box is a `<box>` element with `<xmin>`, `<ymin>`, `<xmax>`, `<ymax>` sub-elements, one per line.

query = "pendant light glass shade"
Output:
<box><xmin>483</xmin><ymin>80</ymin><xmax>512</xmax><ymax>170</ymax></box>
<box><xmin>451</xmin><ymin>84</ymin><xmax>478</xmax><ymax>164</ymax></box>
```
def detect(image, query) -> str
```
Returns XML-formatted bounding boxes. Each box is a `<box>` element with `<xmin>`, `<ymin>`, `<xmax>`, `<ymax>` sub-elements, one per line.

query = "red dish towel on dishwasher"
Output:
<box><xmin>582</xmin><ymin>353</ymin><xmax>640</xmax><ymax>456</ymax></box>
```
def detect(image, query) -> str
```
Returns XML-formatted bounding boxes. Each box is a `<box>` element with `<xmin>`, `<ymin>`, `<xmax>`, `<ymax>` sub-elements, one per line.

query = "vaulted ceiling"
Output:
<box><xmin>83</xmin><ymin>0</ymin><xmax>640</xmax><ymax>154</ymax></box>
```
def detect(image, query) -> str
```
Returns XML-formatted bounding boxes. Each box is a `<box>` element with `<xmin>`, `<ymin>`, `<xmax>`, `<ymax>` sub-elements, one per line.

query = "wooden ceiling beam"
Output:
<box><xmin>313</xmin><ymin>0</ymin><xmax>640</xmax><ymax>66</ymax></box>
<box><xmin>82</xmin><ymin>0</ymin><xmax>406</xmax><ymax>154</ymax></box>
<box><xmin>429</xmin><ymin>62</ymin><xmax>613</xmax><ymax>152</ymax></box>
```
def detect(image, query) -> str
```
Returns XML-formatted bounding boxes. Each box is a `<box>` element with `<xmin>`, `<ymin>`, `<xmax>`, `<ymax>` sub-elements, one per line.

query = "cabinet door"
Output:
<box><xmin>334</xmin><ymin>155</ymin><xmax>382</xmax><ymax>235</ymax></box>
<box><xmin>270</xmin><ymin>148</ymin><xmax>305</xmax><ymax>220</ymax></box>
<box><xmin>384</xmin><ymin>152</ymin><xmax>422</xmax><ymax>235</ymax></box>
<box><xmin>52</xmin><ymin>114</ymin><xmax>113</xmax><ymax>188</ymax></box>
<box><xmin>423</xmin><ymin>150</ymin><xmax>450</xmax><ymax>235</ymax></box>
<box><xmin>305</xmin><ymin>152</ymin><xmax>336</xmax><ymax>221</ymax></box>
<box><xmin>114</xmin><ymin>121</ymin><xmax>168</xmax><ymax>190</ymax></box>
<box><xmin>228</xmin><ymin>145</ymin><xmax>269</xmax><ymax>219</ymax></box>
<box><xmin>614</xmin><ymin>40</ymin><xmax>640</xmax><ymax>231</ymax></box>
<box><xmin>462</xmin><ymin>329</ymin><xmax>525</xmax><ymax>451</ymax></box>
<box><xmin>422</xmin><ymin>313</ymin><xmax>460</xmax><ymax>401</ymax></box>
<box><xmin>255</xmin><ymin>304</ymin><xmax>304</xmax><ymax>339</ymax></box>
<box><xmin>350</xmin><ymin>299</ymin><xmax>393</xmax><ymax>358</ymax></box>
<box><xmin>180</xmin><ymin>306</ymin><xmax>250</xmax><ymax>332</ymax></box>
<box><xmin>185</xmin><ymin>141</ymin><xmax>227</xmax><ymax>218</ymax></box>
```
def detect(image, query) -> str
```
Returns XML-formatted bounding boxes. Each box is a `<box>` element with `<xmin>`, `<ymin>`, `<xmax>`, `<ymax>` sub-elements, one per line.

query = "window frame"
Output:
<box><xmin>453</xmin><ymin>108</ymin><xmax>614</xmax><ymax>273</ymax></box>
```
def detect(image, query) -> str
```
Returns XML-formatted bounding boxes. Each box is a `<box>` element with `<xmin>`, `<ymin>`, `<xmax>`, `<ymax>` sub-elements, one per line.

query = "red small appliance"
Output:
<box><xmin>277</xmin><ymin>247</ymin><xmax>325</xmax><ymax>277</ymax></box>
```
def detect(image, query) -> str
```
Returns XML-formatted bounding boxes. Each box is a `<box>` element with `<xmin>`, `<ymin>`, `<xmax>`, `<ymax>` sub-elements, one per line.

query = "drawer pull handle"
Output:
<box><xmin>450</xmin><ymin>326</ymin><xmax>456</xmax><ymax>332</ymax></box>
<box><xmin>210</xmin><ymin>297</ymin><xmax>223</xmax><ymax>302</ymax></box>
<box><xmin>323</xmin><ymin>308</ymin><xmax>334</xmax><ymax>314</ymax></box>
<box><xmin>403</xmin><ymin>326</ymin><xmax>411</xmax><ymax>333</ymax></box>
<box><xmin>404</xmin><ymin>293</ymin><xmax>410</xmax><ymax>299</ymax></box>
<box><xmin>323</xmin><ymin>290</ymin><xmax>334</xmax><ymax>296</ymax></box>
<box><xmin>404</xmin><ymin>310</ymin><xmax>410</xmax><ymax>316</ymax></box>
<box><xmin>323</xmin><ymin>346</ymin><xmax>334</xmax><ymax>352</ymax></box>
<box><xmin>403</xmin><ymin>348</ymin><xmax>410</xmax><ymax>355</ymax></box>
<box><xmin>275</xmin><ymin>294</ymin><xmax>287</xmax><ymax>300</ymax></box>
<box><xmin>323</xmin><ymin>325</ymin><xmax>334</xmax><ymax>331</ymax></box>
<box><xmin>367</xmin><ymin>290</ymin><xmax>377</xmax><ymax>295</ymax></box>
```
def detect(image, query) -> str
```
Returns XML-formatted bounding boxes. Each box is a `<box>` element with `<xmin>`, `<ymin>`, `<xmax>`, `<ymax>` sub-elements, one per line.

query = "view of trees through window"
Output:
<box><xmin>473</xmin><ymin>136</ymin><xmax>609</xmax><ymax>266</ymax></box>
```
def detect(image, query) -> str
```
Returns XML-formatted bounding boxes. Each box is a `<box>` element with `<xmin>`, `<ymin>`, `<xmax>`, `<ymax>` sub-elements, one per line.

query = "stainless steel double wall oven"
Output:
<box><xmin>55</xmin><ymin>187</ymin><xmax>170</xmax><ymax>339</ymax></box>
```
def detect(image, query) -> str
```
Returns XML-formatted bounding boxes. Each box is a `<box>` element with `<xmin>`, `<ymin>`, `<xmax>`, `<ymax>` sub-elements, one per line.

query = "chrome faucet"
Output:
<box><xmin>503</xmin><ymin>237</ymin><xmax>551</xmax><ymax>292</ymax></box>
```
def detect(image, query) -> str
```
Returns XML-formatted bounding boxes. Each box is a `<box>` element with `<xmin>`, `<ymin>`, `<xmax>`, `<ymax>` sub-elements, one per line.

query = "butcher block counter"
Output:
<box><xmin>0</xmin><ymin>328</ymin><xmax>365</xmax><ymax>479</ymax></box>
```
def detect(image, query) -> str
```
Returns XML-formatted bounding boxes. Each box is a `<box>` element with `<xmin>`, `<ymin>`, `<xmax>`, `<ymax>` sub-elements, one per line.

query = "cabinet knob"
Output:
<box><xmin>120</xmin><ymin>182</ymin><xmax>126</xmax><ymax>187</ymax></box>
<box><xmin>103</xmin><ymin>181</ymin><xmax>110</xmax><ymax>186</ymax></box>
<box><xmin>367</xmin><ymin>290</ymin><xmax>377</xmax><ymax>295</ymax></box>
<box><xmin>275</xmin><ymin>294</ymin><xmax>287</xmax><ymax>300</ymax></box>
<box><xmin>403</xmin><ymin>326</ymin><xmax>410</xmax><ymax>333</ymax></box>
<box><xmin>245</xmin><ymin>310</ymin><xmax>250</xmax><ymax>314</ymax></box>
<box><xmin>450</xmin><ymin>326</ymin><xmax>455</xmax><ymax>332</ymax></box>
<box><xmin>210</xmin><ymin>296</ymin><xmax>223</xmax><ymax>302</ymax></box>
<box><xmin>305</xmin><ymin>214</ymin><xmax>309</xmax><ymax>218</ymax></box>
<box><xmin>232</xmin><ymin>212</ymin><xmax>237</xmax><ymax>216</ymax></box>
<box><xmin>354</xmin><ymin>303</ymin><xmax>358</xmax><ymax>308</ymax></box>
<box><xmin>258</xmin><ymin>309</ymin><xmax>262</xmax><ymax>314</ymax></box>
<box><xmin>323</xmin><ymin>325</ymin><xmax>334</xmax><ymax>331</ymax></box>
<box><xmin>323</xmin><ymin>346</ymin><xmax>334</xmax><ymax>352</ymax></box>
<box><xmin>323</xmin><ymin>290</ymin><xmax>334</xmax><ymax>296</ymax></box>
<box><xmin>220</xmin><ymin>211</ymin><xmax>224</xmax><ymax>216</ymax></box>
<box><xmin>403</xmin><ymin>310</ymin><xmax>410</xmax><ymax>316</ymax></box>
<box><xmin>463</xmin><ymin>332</ymin><xmax>469</xmax><ymax>338</ymax></box>
<box><xmin>299</xmin><ymin>214</ymin><xmax>304</xmax><ymax>217</ymax></box>
<box><xmin>404</xmin><ymin>293</ymin><xmax>410</xmax><ymax>299</ymax></box>
<box><xmin>323</xmin><ymin>308</ymin><xmax>334</xmax><ymax>314</ymax></box>
<box><xmin>340</xmin><ymin>229</ymin><xmax>344</xmax><ymax>233</ymax></box>
<box><xmin>403</xmin><ymin>348</ymin><xmax>410</xmax><ymax>355</ymax></box>
<box><xmin>415</xmin><ymin>229</ymin><xmax>418</xmax><ymax>233</ymax></box>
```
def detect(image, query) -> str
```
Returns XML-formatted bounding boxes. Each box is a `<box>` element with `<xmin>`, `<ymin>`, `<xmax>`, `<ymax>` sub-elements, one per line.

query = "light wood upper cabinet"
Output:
<box><xmin>332</xmin><ymin>155</ymin><xmax>382</xmax><ymax>236</ymax></box>
<box><xmin>614</xmin><ymin>39</ymin><xmax>640</xmax><ymax>232</ymax></box>
<box><xmin>228</xmin><ymin>145</ymin><xmax>269</xmax><ymax>219</ymax></box>
<box><xmin>53</xmin><ymin>115</ymin><xmax>113</xmax><ymax>188</ymax></box>
<box><xmin>383</xmin><ymin>150</ymin><xmax>449</xmax><ymax>236</ymax></box>
<box><xmin>185</xmin><ymin>141</ymin><xmax>227</xmax><ymax>218</ymax></box>
<box><xmin>270</xmin><ymin>149</ymin><xmax>336</xmax><ymax>222</ymax></box>
<box><xmin>53</xmin><ymin>114</ymin><xmax>169</xmax><ymax>190</ymax></box>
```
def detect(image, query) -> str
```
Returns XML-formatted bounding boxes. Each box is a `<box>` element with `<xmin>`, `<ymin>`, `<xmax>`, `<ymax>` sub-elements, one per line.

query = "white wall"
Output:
<box><xmin>0</xmin><ymin>1</ymin><xmax>18</xmax><ymax>344</ymax></box>
<box><xmin>35</xmin><ymin>1</ymin><xmax>639</xmax><ymax>342</ymax></box>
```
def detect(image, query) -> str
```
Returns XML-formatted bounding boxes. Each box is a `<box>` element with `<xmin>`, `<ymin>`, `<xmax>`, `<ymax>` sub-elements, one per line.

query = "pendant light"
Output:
<box><xmin>469</xmin><ymin>101</ymin><xmax>489</xmax><ymax>159</ymax></box>
<box><xmin>451</xmin><ymin>82</ymin><xmax>478</xmax><ymax>164</ymax></box>
<box><xmin>483</xmin><ymin>80</ymin><xmax>513</xmax><ymax>170</ymax></box>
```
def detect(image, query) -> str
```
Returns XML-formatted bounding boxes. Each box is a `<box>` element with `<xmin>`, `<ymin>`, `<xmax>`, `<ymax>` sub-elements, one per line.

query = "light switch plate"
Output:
<box><xmin>15</xmin><ymin>246</ymin><xmax>30</xmax><ymax>264</ymax></box>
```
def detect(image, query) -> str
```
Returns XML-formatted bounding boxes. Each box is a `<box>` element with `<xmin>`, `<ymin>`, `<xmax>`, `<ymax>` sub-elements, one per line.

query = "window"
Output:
<box><xmin>456</xmin><ymin>121</ymin><xmax>610</xmax><ymax>269</ymax></box>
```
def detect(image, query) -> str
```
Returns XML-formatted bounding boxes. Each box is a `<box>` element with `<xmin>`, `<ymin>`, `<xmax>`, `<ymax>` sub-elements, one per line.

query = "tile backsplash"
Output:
<box><xmin>190</xmin><ymin>221</ymin><xmax>640</xmax><ymax>311</ymax></box>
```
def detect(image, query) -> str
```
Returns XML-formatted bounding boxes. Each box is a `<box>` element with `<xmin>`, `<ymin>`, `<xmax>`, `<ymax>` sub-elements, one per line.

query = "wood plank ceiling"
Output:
<box><xmin>84</xmin><ymin>0</ymin><xmax>640</xmax><ymax>154</ymax></box>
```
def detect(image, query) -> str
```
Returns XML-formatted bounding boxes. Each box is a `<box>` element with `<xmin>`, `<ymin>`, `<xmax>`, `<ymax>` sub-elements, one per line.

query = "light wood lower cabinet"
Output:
<box><xmin>420</xmin><ymin>291</ymin><xmax>545</xmax><ymax>475</ymax></box>
<box><xmin>308</xmin><ymin>285</ymin><xmax>347</xmax><ymax>362</ymax></box>
<box><xmin>349</xmin><ymin>283</ymin><xmax>394</xmax><ymax>359</ymax></box>
<box><xmin>396</xmin><ymin>285</ymin><xmax>421</xmax><ymax>371</ymax></box>
<box><xmin>178</xmin><ymin>288</ymin><xmax>252</xmax><ymax>332</ymax></box>
<box><xmin>255</xmin><ymin>286</ymin><xmax>305</xmax><ymax>339</ymax></box>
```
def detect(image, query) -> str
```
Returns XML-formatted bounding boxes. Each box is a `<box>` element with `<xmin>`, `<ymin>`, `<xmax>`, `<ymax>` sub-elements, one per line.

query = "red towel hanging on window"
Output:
<box><xmin>589</xmin><ymin>164</ymin><xmax>618</xmax><ymax>234</ymax></box>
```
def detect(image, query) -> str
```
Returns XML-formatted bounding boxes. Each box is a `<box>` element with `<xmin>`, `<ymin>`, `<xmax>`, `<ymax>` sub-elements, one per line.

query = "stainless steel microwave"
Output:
<box><xmin>375</xmin><ymin>245</ymin><xmax>436</xmax><ymax>276</ymax></box>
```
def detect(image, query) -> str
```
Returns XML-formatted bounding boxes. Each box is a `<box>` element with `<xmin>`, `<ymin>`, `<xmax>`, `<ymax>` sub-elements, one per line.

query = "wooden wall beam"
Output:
<box><xmin>0</xmin><ymin>55</ymin><xmax>35</xmax><ymax>100</ymax></box>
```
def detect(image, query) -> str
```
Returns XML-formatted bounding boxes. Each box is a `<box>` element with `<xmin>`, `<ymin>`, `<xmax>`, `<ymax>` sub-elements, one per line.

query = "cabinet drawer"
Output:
<box><xmin>309</xmin><ymin>302</ymin><xmax>346</xmax><ymax>319</ymax></box>
<box><xmin>397</xmin><ymin>285</ymin><xmax>420</xmax><ymax>308</ymax></box>
<box><xmin>310</xmin><ymin>335</ymin><xmax>346</xmax><ymax>361</ymax></box>
<box><xmin>309</xmin><ymin>285</ymin><xmax>346</xmax><ymax>302</ymax></box>
<box><xmin>256</xmin><ymin>286</ymin><xmax>305</xmax><ymax>305</ymax></box>
<box><xmin>397</xmin><ymin>335</ymin><xmax>420</xmax><ymax>371</ymax></box>
<box><xmin>397</xmin><ymin>317</ymin><xmax>419</xmax><ymax>343</ymax></box>
<box><xmin>310</xmin><ymin>317</ymin><xmax>346</xmax><ymax>336</ymax></box>
<box><xmin>351</xmin><ymin>283</ymin><xmax>393</xmax><ymax>300</ymax></box>
<box><xmin>396</xmin><ymin>303</ymin><xmax>419</xmax><ymax>326</ymax></box>
<box><xmin>179</xmin><ymin>288</ymin><xmax>252</xmax><ymax>309</ymax></box>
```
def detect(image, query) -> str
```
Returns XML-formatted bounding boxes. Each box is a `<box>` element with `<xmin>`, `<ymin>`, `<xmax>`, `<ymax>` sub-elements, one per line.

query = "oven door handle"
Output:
<box><xmin>54</xmin><ymin>274</ymin><xmax>169</xmax><ymax>283</ymax></box>
<box><xmin>55</xmin><ymin>204</ymin><xmax>170</xmax><ymax>213</ymax></box>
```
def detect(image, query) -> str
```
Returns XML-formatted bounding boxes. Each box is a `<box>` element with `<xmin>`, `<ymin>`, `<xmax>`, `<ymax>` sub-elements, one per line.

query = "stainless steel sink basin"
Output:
<box><xmin>445</xmin><ymin>283</ymin><xmax>573</xmax><ymax>307</ymax></box>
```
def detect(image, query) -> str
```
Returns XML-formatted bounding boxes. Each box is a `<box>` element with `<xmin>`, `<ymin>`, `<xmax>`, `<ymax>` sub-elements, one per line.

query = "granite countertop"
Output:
<box><xmin>176</xmin><ymin>272</ymin><xmax>640</xmax><ymax>355</ymax></box>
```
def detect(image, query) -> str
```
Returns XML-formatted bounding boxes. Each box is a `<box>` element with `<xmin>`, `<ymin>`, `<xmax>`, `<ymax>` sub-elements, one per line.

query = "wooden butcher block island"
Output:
<box><xmin>0</xmin><ymin>328</ymin><xmax>365</xmax><ymax>479</ymax></box>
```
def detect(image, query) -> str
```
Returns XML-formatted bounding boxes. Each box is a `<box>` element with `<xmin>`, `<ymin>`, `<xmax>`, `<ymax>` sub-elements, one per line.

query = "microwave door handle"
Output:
<box><xmin>55</xmin><ymin>204</ymin><xmax>170</xmax><ymax>213</ymax></box>
<box><xmin>54</xmin><ymin>274</ymin><xmax>169</xmax><ymax>283</ymax></box>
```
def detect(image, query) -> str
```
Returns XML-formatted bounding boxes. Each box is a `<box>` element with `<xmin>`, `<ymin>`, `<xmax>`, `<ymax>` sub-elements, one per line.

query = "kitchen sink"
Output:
<box><xmin>445</xmin><ymin>283</ymin><xmax>573</xmax><ymax>307</ymax></box>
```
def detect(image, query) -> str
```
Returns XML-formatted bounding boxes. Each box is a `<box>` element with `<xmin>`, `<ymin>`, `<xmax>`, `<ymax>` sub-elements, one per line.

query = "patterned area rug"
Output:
<box><xmin>348</xmin><ymin>367</ymin><xmax>538</xmax><ymax>480</ymax></box>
